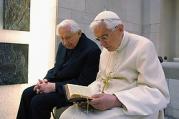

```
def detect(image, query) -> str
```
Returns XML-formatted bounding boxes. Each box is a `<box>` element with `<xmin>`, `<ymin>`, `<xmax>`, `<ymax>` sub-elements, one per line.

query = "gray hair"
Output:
<box><xmin>90</xmin><ymin>11</ymin><xmax>122</xmax><ymax>32</ymax></box>
<box><xmin>56</xmin><ymin>19</ymin><xmax>81</xmax><ymax>36</ymax></box>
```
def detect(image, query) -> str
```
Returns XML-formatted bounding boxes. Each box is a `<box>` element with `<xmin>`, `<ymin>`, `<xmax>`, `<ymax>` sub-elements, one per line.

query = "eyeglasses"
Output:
<box><xmin>95</xmin><ymin>26</ymin><xmax>117</xmax><ymax>41</ymax></box>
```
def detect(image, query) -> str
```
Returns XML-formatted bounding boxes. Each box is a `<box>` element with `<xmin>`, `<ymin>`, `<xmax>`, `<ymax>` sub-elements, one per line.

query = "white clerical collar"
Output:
<box><xmin>116</xmin><ymin>31</ymin><xmax>129</xmax><ymax>53</ymax></box>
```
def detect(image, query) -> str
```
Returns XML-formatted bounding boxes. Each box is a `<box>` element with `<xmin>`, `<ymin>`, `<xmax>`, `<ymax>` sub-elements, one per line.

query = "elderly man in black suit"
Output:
<box><xmin>16</xmin><ymin>19</ymin><xmax>101</xmax><ymax>119</ymax></box>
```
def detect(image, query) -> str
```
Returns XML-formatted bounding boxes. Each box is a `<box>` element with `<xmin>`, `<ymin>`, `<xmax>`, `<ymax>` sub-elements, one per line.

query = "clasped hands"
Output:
<box><xmin>33</xmin><ymin>79</ymin><xmax>55</xmax><ymax>94</ymax></box>
<box><xmin>78</xmin><ymin>93</ymin><xmax>122</xmax><ymax>111</ymax></box>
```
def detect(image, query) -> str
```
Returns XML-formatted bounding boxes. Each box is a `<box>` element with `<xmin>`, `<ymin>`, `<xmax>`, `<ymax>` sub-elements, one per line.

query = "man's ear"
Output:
<box><xmin>78</xmin><ymin>30</ymin><xmax>82</xmax><ymax>36</ymax></box>
<box><xmin>116</xmin><ymin>24</ymin><xmax>124</xmax><ymax>32</ymax></box>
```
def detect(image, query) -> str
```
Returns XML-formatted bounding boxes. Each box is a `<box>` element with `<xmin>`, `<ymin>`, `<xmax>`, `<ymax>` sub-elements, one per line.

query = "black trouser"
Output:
<box><xmin>16</xmin><ymin>86</ymin><xmax>70</xmax><ymax>119</ymax></box>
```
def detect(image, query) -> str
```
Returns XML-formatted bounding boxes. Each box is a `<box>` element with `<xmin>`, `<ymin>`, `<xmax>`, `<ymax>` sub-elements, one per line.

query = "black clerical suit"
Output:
<box><xmin>16</xmin><ymin>33</ymin><xmax>101</xmax><ymax>119</ymax></box>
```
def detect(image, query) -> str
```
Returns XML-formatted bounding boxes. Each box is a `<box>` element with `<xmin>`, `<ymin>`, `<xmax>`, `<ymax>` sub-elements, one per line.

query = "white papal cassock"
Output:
<box><xmin>60</xmin><ymin>31</ymin><xmax>170</xmax><ymax>119</ymax></box>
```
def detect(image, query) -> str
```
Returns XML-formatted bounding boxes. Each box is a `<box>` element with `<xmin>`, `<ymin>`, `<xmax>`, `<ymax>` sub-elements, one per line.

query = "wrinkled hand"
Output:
<box><xmin>33</xmin><ymin>79</ymin><xmax>48</xmax><ymax>94</ymax></box>
<box><xmin>33</xmin><ymin>79</ymin><xmax>55</xmax><ymax>94</ymax></box>
<box><xmin>89</xmin><ymin>93</ymin><xmax>122</xmax><ymax>110</ymax></box>
<box><xmin>38</xmin><ymin>82</ymin><xmax>55</xmax><ymax>93</ymax></box>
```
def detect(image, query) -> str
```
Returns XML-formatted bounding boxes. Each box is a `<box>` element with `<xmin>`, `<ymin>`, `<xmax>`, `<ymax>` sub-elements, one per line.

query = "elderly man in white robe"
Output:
<box><xmin>60</xmin><ymin>11</ymin><xmax>170</xmax><ymax>119</ymax></box>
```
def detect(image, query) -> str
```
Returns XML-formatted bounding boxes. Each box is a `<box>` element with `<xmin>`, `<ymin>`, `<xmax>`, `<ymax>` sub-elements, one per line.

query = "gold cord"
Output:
<box><xmin>86</xmin><ymin>98</ymin><xmax>89</xmax><ymax>114</ymax></box>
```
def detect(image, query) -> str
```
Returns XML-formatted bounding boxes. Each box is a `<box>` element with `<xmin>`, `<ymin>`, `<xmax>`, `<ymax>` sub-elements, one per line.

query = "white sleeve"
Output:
<box><xmin>114</xmin><ymin>41</ymin><xmax>170</xmax><ymax>115</ymax></box>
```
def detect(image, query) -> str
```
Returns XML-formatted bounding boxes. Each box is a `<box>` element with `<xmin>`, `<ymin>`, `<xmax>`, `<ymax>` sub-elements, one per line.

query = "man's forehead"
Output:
<box><xmin>94</xmin><ymin>23</ymin><xmax>110</xmax><ymax>35</ymax></box>
<box><xmin>59</xmin><ymin>25</ymin><xmax>71</xmax><ymax>32</ymax></box>
<box><xmin>97</xmin><ymin>22</ymin><xmax>107</xmax><ymax>28</ymax></box>
<box><xmin>59</xmin><ymin>27</ymin><xmax>73</xmax><ymax>36</ymax></box>
<box><xmin>95</xmin><ymin>22</ymin><xmax>110</xmax><ymax>31</ymax></box>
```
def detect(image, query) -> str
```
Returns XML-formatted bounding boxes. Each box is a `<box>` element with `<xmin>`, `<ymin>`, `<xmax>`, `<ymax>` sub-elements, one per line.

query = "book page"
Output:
<box><xmin>67</xmin><ymin>84</ymin><xmax>92</xmax><ymax>98</ymax></box>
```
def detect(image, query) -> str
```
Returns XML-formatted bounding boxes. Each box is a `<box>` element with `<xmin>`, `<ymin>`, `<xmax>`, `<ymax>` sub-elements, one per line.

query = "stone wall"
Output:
<box><xmin>57</xmin><ymin>0</ymin><xmax>142</xmax><ymax>50</ymax></box>
<box><xmin>0</xmin><ymin>0</ymin><xmax>3</xmax><ymax>29</ymax></box>
<box><xmin>162</xmin><ymin>62</ymin><xmax>179</xmax><ymax>119</ymax></box>
<box><xmin>142</xmin><ymin>0</ymin><xmax>161</xmax><ymax>53</ymax></box>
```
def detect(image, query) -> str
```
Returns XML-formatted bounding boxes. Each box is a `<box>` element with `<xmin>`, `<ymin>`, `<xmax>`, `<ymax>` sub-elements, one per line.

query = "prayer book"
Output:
<box><xmin>64</xmin><ymin>84</ymin><xmax>92</xmax><ymax>102</ymax></box>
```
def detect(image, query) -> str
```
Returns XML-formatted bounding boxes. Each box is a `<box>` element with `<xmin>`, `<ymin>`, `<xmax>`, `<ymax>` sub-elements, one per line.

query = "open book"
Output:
<box><xmin>64</xmin><ymin>84</ymin><xmax>92</xmax><ymax>102</ymax></box>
